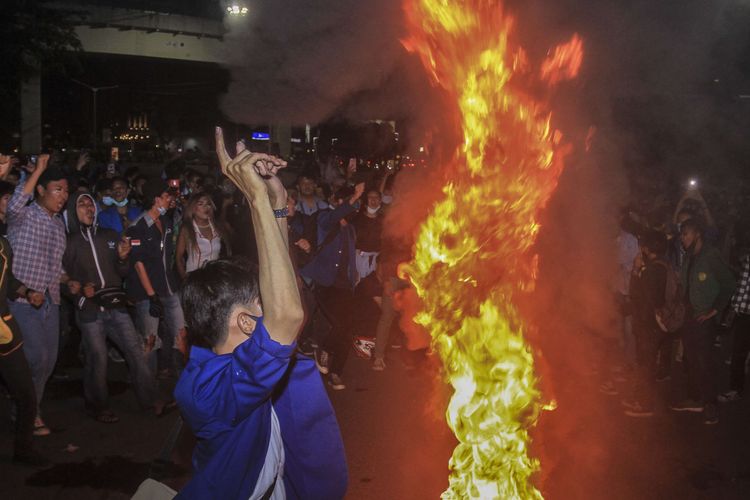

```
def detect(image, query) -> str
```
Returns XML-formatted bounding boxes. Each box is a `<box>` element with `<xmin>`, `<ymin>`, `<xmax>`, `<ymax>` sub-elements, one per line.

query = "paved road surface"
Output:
<box><xmin>0</xmin><ymin>340</ymin><xmax>748</xmax><ymax>499</ymax></box>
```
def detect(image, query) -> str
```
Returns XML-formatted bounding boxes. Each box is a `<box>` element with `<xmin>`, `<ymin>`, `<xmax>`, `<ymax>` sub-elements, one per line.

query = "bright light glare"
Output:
<box><xmin>227</xmin><ymin>4</ymin><xmax>248</xmax><ymax>16</ymax></box>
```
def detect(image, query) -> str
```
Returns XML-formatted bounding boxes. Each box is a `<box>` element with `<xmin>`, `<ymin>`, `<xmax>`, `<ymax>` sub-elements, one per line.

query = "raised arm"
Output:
<box><xmin>216</xmin><ymin>127</ymin><xmax>303</xmax><ymax>345</ymax></box>
<box><xmin>378</xmin><ymin>171</ymin><xmax>391</xmax><ymax>194</ymax></box>
<box><xmin>20</xmin><ymin>154</ymin><xmax>48</xmax><ymax>197</ymax></box>
<box><xmin>7</xmin><ymin>154</ymin><xmax>49</xmax><ymax>221</ymax></box>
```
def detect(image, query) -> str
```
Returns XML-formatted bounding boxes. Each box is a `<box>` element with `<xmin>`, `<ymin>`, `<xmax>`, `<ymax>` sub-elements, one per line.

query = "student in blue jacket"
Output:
<box><xmin>174</xmin><ymin>128</ymin><xmax>348</xmax><ymax>500</ymax></box>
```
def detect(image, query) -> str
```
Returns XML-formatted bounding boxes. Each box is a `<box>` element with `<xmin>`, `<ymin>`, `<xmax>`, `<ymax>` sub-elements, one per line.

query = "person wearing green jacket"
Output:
<box><xmin>671</xmin><ymin>218</ymin><xmax>735</xmax><ymax>424</ymax></box>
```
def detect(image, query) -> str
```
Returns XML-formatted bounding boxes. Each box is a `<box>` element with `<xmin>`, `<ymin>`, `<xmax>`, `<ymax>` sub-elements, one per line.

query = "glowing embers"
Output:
<box><xmin>402</xmin><ymin>1</ymin><xmax>582</xmax><ymax>498</ymax></box>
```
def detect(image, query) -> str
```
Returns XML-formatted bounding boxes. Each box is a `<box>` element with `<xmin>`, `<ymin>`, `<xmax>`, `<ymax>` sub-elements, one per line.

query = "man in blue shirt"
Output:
<box><xmin>97</xmin><ymin>176</ymin><xmax>142</xmax><ymax>235</ymax></box>
<box><xmin>300</xmin><ymin>183</ymin><xmax>364</xmax><ymax>390</ymax></box>
<box><xmin>174</xmin><ymin>128</ymin><xmax>347</xmax><ymax>499</ymax></box>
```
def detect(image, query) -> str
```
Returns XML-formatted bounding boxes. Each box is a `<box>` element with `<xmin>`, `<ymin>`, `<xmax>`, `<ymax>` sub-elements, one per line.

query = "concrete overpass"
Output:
<box><xmin>23</xmin><ymin>4</ymin><xmax>292</xmax><ymax>155</ymax></box>
<box><xmin>71</xmin><ymin>5</ymin><xmax>227</xmax><ymax>64</ymax></box>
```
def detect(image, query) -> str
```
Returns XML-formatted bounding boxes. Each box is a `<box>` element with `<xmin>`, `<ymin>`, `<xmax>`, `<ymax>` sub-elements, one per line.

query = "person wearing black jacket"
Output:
<box><xmin>0</xmin><ymin>236</ymin><xmax>50</xmax><ymax>466</ymax></box>
<box><xmin>626</xmin><ymin>232</ymin><xmax>669</xmax><ymax>417</ymax></box>
<box><xmin>301</xmin><ymin>183</ymin><xmax>364</xmax><ymax>390</ymax></box>
<box><xmin>126</xmin><ymin>179</ymin><xmax>185</xmax><ymax>378</ymax></box>
<box><xmin>63</xmin><ymin>193</ymin><xmax>166</xmax><ymax>423</ymax></box>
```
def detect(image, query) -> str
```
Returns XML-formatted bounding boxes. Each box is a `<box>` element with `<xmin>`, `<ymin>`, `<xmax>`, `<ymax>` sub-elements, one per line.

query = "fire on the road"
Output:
<box><xmin>401</xmin><ymin>1</ymin><xmax>583</xmax><ymax>498</ymax></box>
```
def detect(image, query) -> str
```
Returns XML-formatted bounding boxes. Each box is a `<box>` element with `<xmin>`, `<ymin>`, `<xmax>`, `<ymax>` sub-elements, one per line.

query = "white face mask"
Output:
<box><xmin>157</xmin><ymin>206</ymin><xmax>167</xmax><ymax>216</ymax></box>
<box><xmin>367</xmin><ymin>206</ymin><xmax>381</xmax><ymax>215</ymax></box>
<box><xmin>381</xmin><ymin>195</ymin><xmax>393</xmax><ymax>205</ymax></box>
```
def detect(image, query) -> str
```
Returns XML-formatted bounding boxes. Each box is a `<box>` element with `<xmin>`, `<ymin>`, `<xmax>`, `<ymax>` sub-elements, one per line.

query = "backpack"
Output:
<box><xmin>653</xmin><ymin>260</ymin><xmax>686</xmax><ymax>333</ymax></box>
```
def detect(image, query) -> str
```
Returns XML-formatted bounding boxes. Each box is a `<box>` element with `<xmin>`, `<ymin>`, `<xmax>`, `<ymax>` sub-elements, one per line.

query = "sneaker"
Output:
<box><xmin>372</xmin><ymin>358</ymin><xmax>386</xmax><ymax>371</ymax></box>
<box><xmin>598</xmin><ymin>381</ymin><xmax>619</xmax><ymax>396</ymax></box>
<box><xmin>328</xmin><ymin>373</ymin><xmax>346</xmax><ymax>390</ymax></box>
<box><xmin>353</xmin><ymin>336</ymin><xmax>375</xmax><ymax>359</ymax></box>
<box><xmin>13</xmin><ymin>450</ymin><xmax>52</xmax><ymax>468</ymax></box>
<box><xmin>624</xmin><ymin>402</ymin><xmax>654</xmax><ymax>418</ymax></box>
<box><xmin>669</xmin><ymin>399</ymin><xmax>704</xmax><ymax>412</ymax></box>
<box><xmin>703</xmin><ymin>404</ymin><xmax>719</xmax><ymax>425</ymax></box>
<box><xmin>314</xmin><ymin>349</ymin><xmax>330</xmax><ymax>375</ymax></box>
<box><xmin>33</xmin><ymin>416</ymin><xmax>51</xmax><ymax>437</ymax></box>
<box><xmin>717</xmin><ymin>390</ymin><xmax>742</xmax><ymax>403</ymax></box>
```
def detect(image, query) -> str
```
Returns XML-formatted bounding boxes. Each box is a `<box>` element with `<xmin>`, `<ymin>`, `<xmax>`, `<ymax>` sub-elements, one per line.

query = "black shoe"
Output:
<box><xmin>703</xmin><ymin>404</ymin><xmax>719</xmax><ymax>425</ymax></box>
<box><xmin>669</xmin><ymin>399</ymin><xmax>704</xmax><ymax>412</ymax></box>
<box><xmin>13</xmin><ymin>450</ymin><xmax>52</xmax><ymax>468</ymax></box>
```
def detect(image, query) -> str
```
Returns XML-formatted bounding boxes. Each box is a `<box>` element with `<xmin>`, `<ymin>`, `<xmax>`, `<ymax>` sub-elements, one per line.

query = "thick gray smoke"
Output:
<box><xmin>219</xmin><ymin>0</ymin><xmax>434</xmax><ymax>127</ymax></box>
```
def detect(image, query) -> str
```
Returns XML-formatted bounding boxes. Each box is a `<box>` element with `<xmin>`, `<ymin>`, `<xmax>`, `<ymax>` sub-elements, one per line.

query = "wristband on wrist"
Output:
<box><xmin>273</xmin><ymin>207</ymin><xmax>289</xmax><ymax>218</ymax></box>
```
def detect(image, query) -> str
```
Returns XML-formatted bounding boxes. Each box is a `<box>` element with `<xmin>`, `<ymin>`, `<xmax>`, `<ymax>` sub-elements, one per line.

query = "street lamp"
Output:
<box><xmin>71</xmin><ymin>79</ymin><xmax>119</xmax><ymax>150</ymax></box>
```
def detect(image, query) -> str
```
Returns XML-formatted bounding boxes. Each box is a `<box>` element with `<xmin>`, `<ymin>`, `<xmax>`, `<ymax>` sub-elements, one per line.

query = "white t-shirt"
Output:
<box><xmin>249</xmin><ymin>406</ymin><xmax>285</xmax><ymax>499</ymax></box>
<box><xmin>186</xmin><ymin>221</ymin><xmax>222</xmax><ymax>273</ymax></box>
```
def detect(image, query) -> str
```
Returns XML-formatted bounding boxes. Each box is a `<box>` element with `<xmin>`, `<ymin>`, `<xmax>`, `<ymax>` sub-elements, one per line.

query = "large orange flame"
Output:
<box><xmin>401</xmin><ymin>1</ymin><xmax>583</xmax><ymax>498</ymax></box>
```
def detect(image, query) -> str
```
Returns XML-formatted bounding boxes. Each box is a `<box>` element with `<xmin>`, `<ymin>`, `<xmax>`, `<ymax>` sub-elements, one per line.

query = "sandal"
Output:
<box><xmin>94</xmin><ymin>409</ymin><xmax>120</xmax><ymax>424</ymax></box>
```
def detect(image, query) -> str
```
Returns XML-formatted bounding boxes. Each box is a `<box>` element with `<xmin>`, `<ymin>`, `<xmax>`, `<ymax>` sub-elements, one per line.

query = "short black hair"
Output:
<box><xmin>95</xmin><ymin>178</ymin><xmax>113</xmax><ymax>196</ymax></box>
<box><xmin>110</xmin><ymin>176</ymin><xmax>128</xmax><ymax>187</ymax></box>
<box><xmin>181</xmin><ymin>259</ymin><xmax>261</xmax><ymax>349</ymax></box>
<box><xmin>676</xmin><ymin>207</ymin><xmax>696</xmax><ymax>219</ymax></box>
<box><xmin>141</xmin><ymin>178</ymin><xmax>168</xmax><ymax>210</ymax></box>
<box><xmin>640</xmin><ymin>231</ymin><xmax>667</xmax><ymax>256</ymax></box>
<box><xmin>37</xmin><ymin>166</ymin><xmax>67</xmax><ymax>189</ymax></box>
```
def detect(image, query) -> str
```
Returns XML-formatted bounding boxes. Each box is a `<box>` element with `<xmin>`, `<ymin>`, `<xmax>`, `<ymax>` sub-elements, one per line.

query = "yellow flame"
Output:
<box><xmin>402</xmin><ymin>1</ymin><xmax>582</xmax><ymax>498</ymax></box>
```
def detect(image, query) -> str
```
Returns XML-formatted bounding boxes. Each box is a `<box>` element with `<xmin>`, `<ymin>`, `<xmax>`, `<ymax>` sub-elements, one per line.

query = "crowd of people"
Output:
<box><xmin>0</xmin><ymin>134</ymin><xmax>407</xmax><ymax>471</ymax></box>
<box><xmin>1</xmin><ymin>134</ymin><xmax>749</xmax><ymax>485</ymax></box>
<box><xmin>609</xmin><ymin>184</ymin><xmax>750</xmax><ymax>426</ymax></box>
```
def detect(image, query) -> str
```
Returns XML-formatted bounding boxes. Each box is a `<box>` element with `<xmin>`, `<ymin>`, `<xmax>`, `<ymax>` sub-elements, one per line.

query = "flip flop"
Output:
<box><xmin>94</xmin><ymin>410</ymin><xmax>120</xmax><ymax>424</ymax></box>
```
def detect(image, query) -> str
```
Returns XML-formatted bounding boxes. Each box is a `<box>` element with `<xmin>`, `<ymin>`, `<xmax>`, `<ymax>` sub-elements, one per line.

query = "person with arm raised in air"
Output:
<box><xmin>173</xmin><ymin>128</ymin><xmax>347</xmax><ymax>500</ymax></box>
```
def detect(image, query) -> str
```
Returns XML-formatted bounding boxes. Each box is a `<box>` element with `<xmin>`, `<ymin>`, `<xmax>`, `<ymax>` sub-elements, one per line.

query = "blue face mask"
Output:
<box><xmin>112</xmin><ymin>198</ymin><xmax>128</xmax><ymax>208</ymax></box>
<box><xmin>102</xmin><ymin>196</ymin><xmax>115</xmax><ymax>206</ymax></box>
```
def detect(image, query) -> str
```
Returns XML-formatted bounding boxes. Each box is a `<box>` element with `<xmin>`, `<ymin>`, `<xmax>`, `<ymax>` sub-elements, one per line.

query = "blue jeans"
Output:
<box><xmin>135</xmin><ymin>293</ymin><xmax>185</xmax><ymax>373</ymax></box>
<box><xmin>78</xmin><ymin>308</ymin><xmax>157</xmax><ymax>412</ymax></box>
<box><xmin>9</xmin><ymin>297</ymin><xmax>60</xmax><ymax>414</ymax></box>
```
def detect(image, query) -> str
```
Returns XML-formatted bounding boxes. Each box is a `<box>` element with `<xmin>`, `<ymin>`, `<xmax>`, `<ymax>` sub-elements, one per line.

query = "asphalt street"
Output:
<box><xmin>0</xmin><ymin>338</ymin><xmax>748</xmax><ymax>499</ymax></box>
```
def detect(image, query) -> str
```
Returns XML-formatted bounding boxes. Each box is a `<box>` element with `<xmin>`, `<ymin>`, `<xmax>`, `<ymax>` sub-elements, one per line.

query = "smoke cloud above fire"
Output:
<box><xmin>219</xmin><ymin>0</ymin><xmax>440</xmax><ymax>130</ymax></box>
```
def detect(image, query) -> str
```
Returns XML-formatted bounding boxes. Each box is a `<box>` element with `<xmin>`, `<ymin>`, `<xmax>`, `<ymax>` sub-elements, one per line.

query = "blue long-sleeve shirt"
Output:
<box><xmin>174</xmin><ymin>318</ymin><xmax>348</xmax><ymax>499</ymax></box>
